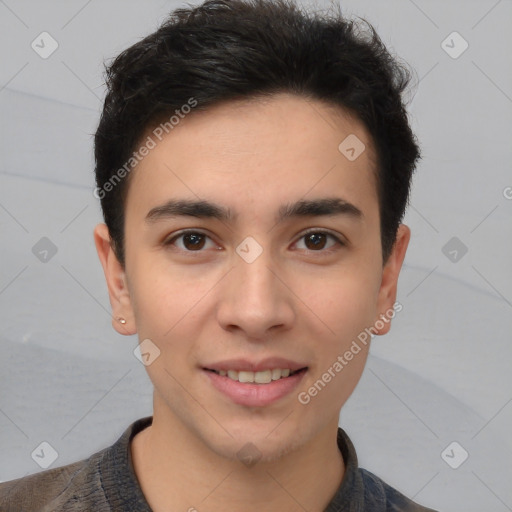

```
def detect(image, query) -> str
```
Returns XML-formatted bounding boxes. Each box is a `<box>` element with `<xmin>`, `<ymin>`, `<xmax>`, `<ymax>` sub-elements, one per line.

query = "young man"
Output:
<box><xmin>0</xmin><ymin>0</ymin><xmax>437</xmax><ymax>510</ymax></box>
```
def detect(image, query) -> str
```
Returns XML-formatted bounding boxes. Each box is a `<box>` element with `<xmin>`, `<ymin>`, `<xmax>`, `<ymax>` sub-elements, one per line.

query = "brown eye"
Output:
<box><xmin>165</xmin><ymin>231</ymin><xmax>216</xmax><ymax>251</ymax></box>
<box><xmin>295</xmin><ymin>230</ymin><xmax>343</xmax><ymax>252</ymax></box>
<box><xmin>304</xmin><ymin>232</ymin><xmax>328</xmax><ymax>250</ymax></box>
<box><xmin>182</xmin><ymin>233</ymin><xmax>206</xmax><ymax>250</ymax></box>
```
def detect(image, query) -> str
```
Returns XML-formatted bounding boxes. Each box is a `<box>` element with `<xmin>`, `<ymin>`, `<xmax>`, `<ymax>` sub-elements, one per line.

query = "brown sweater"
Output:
<box><xmin>0</xmin><ymin>416</ymin><xmax>438</xmax><ymax>511</ymax></box>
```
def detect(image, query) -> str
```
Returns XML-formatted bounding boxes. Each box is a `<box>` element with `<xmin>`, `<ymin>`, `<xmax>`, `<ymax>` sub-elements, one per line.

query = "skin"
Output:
<box><xmin>94</xmin><ymin>92</ymin><xmax>410</xmax><ymax>512</ymax></box>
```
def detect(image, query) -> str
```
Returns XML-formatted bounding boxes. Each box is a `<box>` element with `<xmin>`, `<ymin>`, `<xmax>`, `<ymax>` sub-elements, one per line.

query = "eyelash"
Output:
<box><xmin>163</xmin><ymin>228</ymin><xmax>345</xmax><ymax>254</ymax></box>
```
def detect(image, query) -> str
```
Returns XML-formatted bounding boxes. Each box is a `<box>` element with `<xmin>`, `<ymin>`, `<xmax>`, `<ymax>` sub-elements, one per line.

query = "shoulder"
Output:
<box><xmin>0</xmin><ymin>451</ymin><xmax>107</xmax><ymax>512</ymax></box>
<box><xmin>330</xmin><ymin>428</ymin><xmax>438</xmax><ymax>512</ymax></box>
<box><xmin>0</xmin><ymin>417</ymin><xmax>152</xmax><ymax>512</ymax></box>
<box><xmin>359</xmin><ymin>468</ymin><xmax>439</xmax><ymax>512</ymax></box>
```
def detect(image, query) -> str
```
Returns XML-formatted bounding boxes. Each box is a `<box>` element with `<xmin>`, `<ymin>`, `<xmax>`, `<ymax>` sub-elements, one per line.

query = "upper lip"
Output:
<box><xmin>203</xmin><ymin>357</ymin><xmax>308</xmax><ymax>373</ymax></box>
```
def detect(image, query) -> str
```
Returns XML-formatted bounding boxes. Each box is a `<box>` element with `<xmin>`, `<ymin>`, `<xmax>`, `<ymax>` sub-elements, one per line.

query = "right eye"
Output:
<box><xmin>163</xmin><ymin>230</ymin><xmax>219</xmax><ymax>252</ymax></box>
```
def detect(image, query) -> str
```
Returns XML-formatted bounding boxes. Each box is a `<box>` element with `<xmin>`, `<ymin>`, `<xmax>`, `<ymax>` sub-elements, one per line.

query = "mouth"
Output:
<box><xmin>202</xmin><ymin>363</ymin><xmax>308</xmax><ymax>407</ymax></box>
<box><xmin>204</xmin><ymin>367</ymin><xmax>308</xmax><ymax>383</ymax></box>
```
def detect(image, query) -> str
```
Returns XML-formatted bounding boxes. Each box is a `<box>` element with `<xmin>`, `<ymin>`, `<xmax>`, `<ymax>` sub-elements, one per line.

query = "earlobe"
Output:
<box><xmin>93</xmin><ymin>223</ymin><xmax>137</xmax><ymax>336</ymax></box>
<box><xmin>374</xmin><ymin>224</ymin><xmax>410</xmax><ymax>335</ymax></box>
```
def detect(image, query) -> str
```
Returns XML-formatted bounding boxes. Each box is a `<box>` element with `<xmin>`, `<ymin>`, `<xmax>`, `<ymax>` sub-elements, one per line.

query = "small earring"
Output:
<box><xmin>117</xmin><ymin>317</ymin><xmax>127</xmax><ymax>325</ymax></box>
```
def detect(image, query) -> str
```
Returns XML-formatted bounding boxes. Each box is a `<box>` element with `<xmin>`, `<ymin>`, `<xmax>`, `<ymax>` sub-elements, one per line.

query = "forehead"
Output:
<box><xmin>125</xmin><ymin>93</ymin><xmax>378</xmax><ymax>222</ymax></box>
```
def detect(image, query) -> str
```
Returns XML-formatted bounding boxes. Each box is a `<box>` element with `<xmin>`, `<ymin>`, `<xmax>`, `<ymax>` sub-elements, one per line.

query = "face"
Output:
<box><xmin>95</xmin><ymin>93</ymin><xmax>409</xmax><ymax>462</ymax></box>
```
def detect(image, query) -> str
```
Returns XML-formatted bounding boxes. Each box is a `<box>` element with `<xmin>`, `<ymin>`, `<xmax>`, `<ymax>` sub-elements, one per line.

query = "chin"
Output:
<box><xmin>203</xmin><ymin>419</ymin><xmax>309</xmax><ymax>465</ymax></box>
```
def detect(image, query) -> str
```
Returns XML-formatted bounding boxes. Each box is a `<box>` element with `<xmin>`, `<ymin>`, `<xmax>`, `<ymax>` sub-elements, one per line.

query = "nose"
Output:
<box><xmin>216</xmin><ymin>247</ymin><xmax>295</xmax><ymax>340</ymax></box>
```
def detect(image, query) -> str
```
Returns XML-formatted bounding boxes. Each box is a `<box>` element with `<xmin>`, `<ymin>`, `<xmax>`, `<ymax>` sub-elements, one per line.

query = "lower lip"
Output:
<box><xmin>203</xmin><ymin>369</ymin><xmax>307</xmax><ymax>407</ymax></box>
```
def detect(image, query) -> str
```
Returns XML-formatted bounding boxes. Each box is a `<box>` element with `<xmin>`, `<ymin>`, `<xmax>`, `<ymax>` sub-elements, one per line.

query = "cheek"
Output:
<box><xmin>128</xmin><ymin>263</ymin><xmax>220</xmax><ymax>383</ymax></box>
<box><xmin>129</xmin><ymin>277</ymin><xmax>170</xmax><ymax>337</ymax></box>
<box><xmin>294</xmin><ymin>266</ymin><xmax>380</xmax><ymax>345</ymax></box>
<box><xmin>128</xmin><ymin>256</ymin><xmax>210</xmax><ymax>336</ymax></box>
<box><xmin>296</xmin><ymin>276</ymin><xmax>376</xmax><ymax>412</ymax></box>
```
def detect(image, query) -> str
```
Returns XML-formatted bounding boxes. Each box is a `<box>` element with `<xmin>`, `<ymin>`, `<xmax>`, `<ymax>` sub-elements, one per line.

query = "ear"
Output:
<box><xmin>93</xmin><ymin>223</ymin><xmax>137</xmax><ymax>336</ymax></box>
<box><xmin>373</xmin><ymin>224</ymin><xmax>410</xmax><ymax>335</ymax></box>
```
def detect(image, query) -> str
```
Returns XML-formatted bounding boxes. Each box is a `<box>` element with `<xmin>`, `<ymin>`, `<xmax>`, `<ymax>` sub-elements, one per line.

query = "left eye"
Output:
<box><xmin>165</xmin><ymin>231</ymin><xmax>218</xmax><ymax>251</ymax></box>
<box><xmin>294</xmin><ymin>231</ymin><xmax>342</xmax><ymax>251</ymax></box>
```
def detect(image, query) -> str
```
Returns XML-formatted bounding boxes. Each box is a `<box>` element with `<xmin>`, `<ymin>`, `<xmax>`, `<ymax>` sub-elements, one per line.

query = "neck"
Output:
<box><xmin>131</xmin><ymin>403</ymin><xmax>345</xmax><ymax>512</ymax></box>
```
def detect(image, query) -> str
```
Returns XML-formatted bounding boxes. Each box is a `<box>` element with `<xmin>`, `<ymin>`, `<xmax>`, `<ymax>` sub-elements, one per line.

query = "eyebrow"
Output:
<box><xmin>145</xmin><ymin>197</ymin><xmax>363</xmax><ymax>224</ymax></box>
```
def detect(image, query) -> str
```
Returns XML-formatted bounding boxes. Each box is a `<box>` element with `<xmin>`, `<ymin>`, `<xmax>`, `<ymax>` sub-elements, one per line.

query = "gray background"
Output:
<box><xmin>0</xmin><ymin>1</ymin><xmax>511</xmax><ymax>510</ymax></box>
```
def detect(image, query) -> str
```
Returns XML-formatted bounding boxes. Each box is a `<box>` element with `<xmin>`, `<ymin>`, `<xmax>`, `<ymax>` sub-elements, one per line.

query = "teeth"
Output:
<box><xmin>238</xmin><ymin>371</ymin><xmax>254</xmax><ymax>383</ymax></box>
<box><xmin>215</xmin><ymin>368</ymin><xmax>298</xmax><ymax>383</ymax></box>
<box><xmin>254</xmin><ymin>370</ymin><xmax>272</xmax><ymax>384</ymax></box>
<box><xmin>271</xmin><ymin>368</ymin><xmax>281</xmax><ymax>380</ymax></box>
